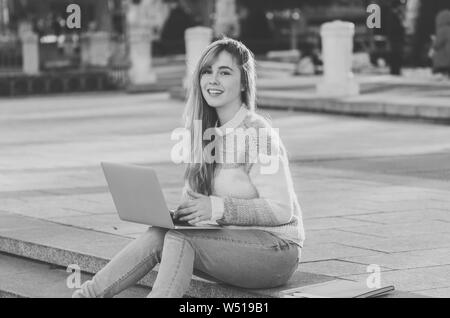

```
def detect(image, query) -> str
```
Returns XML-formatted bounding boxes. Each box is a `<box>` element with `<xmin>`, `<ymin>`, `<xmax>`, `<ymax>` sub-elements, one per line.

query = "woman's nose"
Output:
<box><xmin>209</xmin><ymin>72</ymin><xmax>220</xmax><ymax>84</ymax></box>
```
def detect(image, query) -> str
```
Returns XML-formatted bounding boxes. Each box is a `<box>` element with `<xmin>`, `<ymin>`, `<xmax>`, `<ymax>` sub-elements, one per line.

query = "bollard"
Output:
<box><xmin>316</xmin><ymin>20</ymin><xmax>359</xmax><ymax>97</ymax></box>
<box><xmin>20</xmin><ymin>32</ymin><xmax>39</xmax><ymax>75</ymax></box>
<box><xmin>128</xmin><ymin>29</ymin><xmax>156</xmax><ymax>86</ymax></box>
<box><xmin>126</xmin><ymin>0</ymin><xmax>159</xmax><ymax>89</ymax></box>
<box><xmin>213</xmin><ymin>0</ymin><xmax>239</xmax><ymax>38</ymax></box>
<box><xmin>184</xmin><ymin>27</ymin><xmax>213</xmax><ymax>90</ymax></box>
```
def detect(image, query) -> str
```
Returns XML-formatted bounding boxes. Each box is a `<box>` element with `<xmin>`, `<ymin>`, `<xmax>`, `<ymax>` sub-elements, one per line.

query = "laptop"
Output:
<box><xmin>101</xmin><ymin>162</ymin><xmax>221</xmax><ymax>230</ymax></box>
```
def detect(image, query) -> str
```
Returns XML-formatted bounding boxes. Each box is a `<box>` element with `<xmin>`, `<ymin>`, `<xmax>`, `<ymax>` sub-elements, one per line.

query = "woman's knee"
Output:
<box><xmin>164</xmin><ymin>230</ymin><xmax>194</xmax><ymax>249</ymax></box>
<box><xmin>134</xmin><ymin>227</ymin><xmax>168</xmax><ymax>258</ymax></box>
<box><xmin>139</xmin><ymin>227</ymin><xmax>168</xmax><ymax>243</ymax></box>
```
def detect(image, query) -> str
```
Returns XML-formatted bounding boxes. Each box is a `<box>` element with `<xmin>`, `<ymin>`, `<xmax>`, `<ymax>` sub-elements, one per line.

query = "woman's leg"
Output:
<box><xmin>184</xmin><ymin>229</ymin><xmax>300</xmax><ymax>289</ymax></box>
<box><xmin>147</xmin><ymin>230</ymin><xmax>195</xmax><ymax>298</ymax></box>
<box><xmin>72</xmin><ymin>226</ymin><xmax>168</xmax><ymax>298</ymax></box>
<box><xmin>146</xmin><ymin>229</ymin><xmax>299</xmax><ymax>297</ymax></box>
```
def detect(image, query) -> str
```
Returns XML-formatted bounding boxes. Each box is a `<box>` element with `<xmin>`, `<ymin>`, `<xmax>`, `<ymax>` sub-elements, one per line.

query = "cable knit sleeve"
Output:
<box><xmin>212</xmin><ymin>131</ymin><xmax>296</xmax><ymax>227</ymax></box>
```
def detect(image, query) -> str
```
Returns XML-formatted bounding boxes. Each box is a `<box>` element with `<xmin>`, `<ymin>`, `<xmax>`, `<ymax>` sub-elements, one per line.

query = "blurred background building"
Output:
<box><xmin>0</xmin><ymin>0</ymin><xmax>449</xmax><ymax>95</ymax></box>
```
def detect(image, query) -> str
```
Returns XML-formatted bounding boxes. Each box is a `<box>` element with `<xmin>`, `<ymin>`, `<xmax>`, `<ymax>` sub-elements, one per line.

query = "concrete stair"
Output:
<box><xmin>0</xmin><ymin>211</ymin><xmax>424</xmax><ymax>298</ymax></box>
<box><xmin>0</xmin><ymin>253</ymin><xmax>149</xmax><ymax>298</ymax></box>
<box><xmin>0</xmin><ymin>211</ymin><xmax>333</xmax><ymax>298</ymax></box>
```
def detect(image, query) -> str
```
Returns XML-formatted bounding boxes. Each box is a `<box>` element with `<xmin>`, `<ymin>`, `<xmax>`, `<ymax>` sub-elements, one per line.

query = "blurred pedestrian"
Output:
<box><xmin>160</xmin><ymin>2</ymin><xmax>196</xmax><ymax>54</ymax></box>
<box><xmin>238</xmin><ymin>5</ymin><xmax>272</xmax><ymax>54</ymax></box>
<box><xmin>431</xmin><ymin>10</ymin><xmax>450</xmax><ymax>77</ymax></box>
<box><xmin>386</xmin><ymin>1</ymin><xmax>405</xmax><ymax>76</ymax></box>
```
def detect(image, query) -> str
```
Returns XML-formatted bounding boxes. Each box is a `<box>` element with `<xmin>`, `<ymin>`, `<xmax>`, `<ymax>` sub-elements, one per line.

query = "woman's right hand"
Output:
<box><xmin>173</xmin><ymin>191</ymin><xmax>213</xmax><ymax>224</ymax></box>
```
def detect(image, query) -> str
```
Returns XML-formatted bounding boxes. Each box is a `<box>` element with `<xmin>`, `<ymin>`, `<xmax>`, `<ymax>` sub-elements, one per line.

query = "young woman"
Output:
<box><xmin>72</xmin><ymin>38</ymin><xmax>305</xmax><ymax>298</ymax></box>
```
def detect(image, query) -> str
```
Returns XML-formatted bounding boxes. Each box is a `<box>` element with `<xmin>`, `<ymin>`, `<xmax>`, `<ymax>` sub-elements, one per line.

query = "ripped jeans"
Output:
<box><xmin>72</xmin><ymin>227</ymin><xmax>300</xmax><ymax>298</ymax></box>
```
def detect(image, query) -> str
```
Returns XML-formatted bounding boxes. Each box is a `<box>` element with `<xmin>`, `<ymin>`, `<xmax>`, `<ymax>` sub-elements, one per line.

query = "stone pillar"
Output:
<box><xmin>184</xmin><ymin>26</ymin><xmax>213</xmax><ymax>90</ymax></box>
<box><xmin>126</xmin><ymin>0</ymin><xmax>157</xmax><ymax>88</ymax></box>
<box><xmin>316</xmin><ymin>21</ymin><xmax>359</xmax><ymax>97</ymax></box>
<box><xmin>81</xmin><ymin>31</ymin><xmax>111</xmax><ymax>67</ymax></box>
<box><xmin>20</xmin><ymin>31</ymin><xmax>39</xmax><ymax>75</ymax></box>
<box><xmin>213</xmin><ymin>0</ymin><xmax>239</xmax><ymax>37</ymax></box>
<box><xmin>128</xmin><ymin>29</ymin><xmax>156</xmax><ymax>85</ymax></box>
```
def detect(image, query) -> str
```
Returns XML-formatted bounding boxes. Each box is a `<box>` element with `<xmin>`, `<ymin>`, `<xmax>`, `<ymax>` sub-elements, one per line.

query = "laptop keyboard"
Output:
<box><xmin>171</xmin><ymin>215</ymin><xmax>193</xmax><ymax>227</ymax></box>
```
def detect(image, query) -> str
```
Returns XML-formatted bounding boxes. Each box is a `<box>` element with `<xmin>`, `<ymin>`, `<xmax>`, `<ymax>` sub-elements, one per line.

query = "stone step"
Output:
<box><xmin>169</xmin><ymin>86</ymin><xmax>450</xmax><ymax>121</ymax></box>
<box><xmin>0</xmin><ymin>212</ymin><xmax>422</xmax><ymax>298</ymax></box>
<box><xmin>0</xmin><ymin>252</ymin><xmax>149</xmax><ymax>298</ymax></box>
<box><xmin>0</xmin><ymin>211</ymin><xmax>332</xmax><ymax>298</ymax></box>
<box><xmin>256</xmin><ymin>91</ymin><xmax>450</xmax><ymax>120</ymax></box>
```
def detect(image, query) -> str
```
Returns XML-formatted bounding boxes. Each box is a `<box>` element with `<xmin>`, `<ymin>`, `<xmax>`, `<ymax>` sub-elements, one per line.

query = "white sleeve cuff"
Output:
<box><xmin>210</xmin><ymin>196</ymin><xmax>225</xmax><ymax>222</ymax></box>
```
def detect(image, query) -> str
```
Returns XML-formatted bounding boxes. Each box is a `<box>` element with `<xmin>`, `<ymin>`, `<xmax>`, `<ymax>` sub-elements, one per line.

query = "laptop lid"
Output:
<box><xmin>101</xmin><ymin>162</ymin><xmax>175</xmax><ymax>229</ymax></box>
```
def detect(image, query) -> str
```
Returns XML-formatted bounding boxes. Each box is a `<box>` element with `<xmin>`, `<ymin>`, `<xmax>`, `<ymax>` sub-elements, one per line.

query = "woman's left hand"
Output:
<box><xmin>174</xmin><ymin>190</ymin><xmax>212</xmax><ymax>224</ymax></box>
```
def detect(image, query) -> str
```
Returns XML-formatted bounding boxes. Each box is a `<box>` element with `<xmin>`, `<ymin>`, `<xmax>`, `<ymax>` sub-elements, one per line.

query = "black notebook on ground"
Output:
<box><xmin>280</xmin><ymin>279</ymin><xmax>395</xmax><ymax>298</ymax></box>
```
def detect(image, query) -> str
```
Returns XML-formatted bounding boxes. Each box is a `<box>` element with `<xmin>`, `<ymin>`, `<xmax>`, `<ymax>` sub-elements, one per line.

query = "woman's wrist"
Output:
<box><xmin>209</xmin><ymin>196</ymin><xmax>225</xmax><ymax>221</ymax></box>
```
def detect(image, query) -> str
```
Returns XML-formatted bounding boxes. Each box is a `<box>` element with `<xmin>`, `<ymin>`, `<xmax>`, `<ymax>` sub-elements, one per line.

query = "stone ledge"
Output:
<box><xmin>0</xmin><ymin>213</ymin><xmax>423</xmax><ymax>298</ymax></box>
<box><xmin>0</xmin><ymin>213</ymin><xmax>332</xmax><ymax>298</ymax></box>
<box><xmin>256</xmin><ymin>93</ymin><xmax>450</xmax><ymax>121</ymax></box>
<box><xmin>0</xmin><ymin>252</ymin><xmax>149</xmax><ymax>298</ymax></box>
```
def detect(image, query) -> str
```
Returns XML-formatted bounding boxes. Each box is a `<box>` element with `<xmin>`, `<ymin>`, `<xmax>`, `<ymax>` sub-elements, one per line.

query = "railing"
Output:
<box><xmin>0</xmin><ymin>70</ymin><xmax>119</xmax><ymax>96</ymax></box>
<box><xmin>107</xmin><ymin>64</ymin><xmax>129</xmax><ymax>89</ymax></box>
<box><xmin>108</xmin><ymin>34</ymin><xmax>129</xmax><ymax>88</ymax></box>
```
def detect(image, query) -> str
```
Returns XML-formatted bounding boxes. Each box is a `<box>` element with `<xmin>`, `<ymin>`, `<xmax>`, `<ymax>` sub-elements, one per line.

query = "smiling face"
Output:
<box><xmin>200</xmin><ymin>50</ymin><xmax>243</xmax><ymax>111</ymax></box>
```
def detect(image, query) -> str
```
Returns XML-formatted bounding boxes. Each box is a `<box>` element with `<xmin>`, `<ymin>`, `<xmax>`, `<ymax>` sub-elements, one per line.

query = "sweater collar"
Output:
<box><xmin>216</xmin><ymin>105</ymin><xmax>249</xmax><ymax>135</ymax></box>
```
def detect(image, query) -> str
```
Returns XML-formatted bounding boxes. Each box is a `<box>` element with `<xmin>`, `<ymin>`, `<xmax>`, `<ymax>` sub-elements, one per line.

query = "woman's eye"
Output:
<box><xmin>201</xmin><ymin>69</ymin><xmax>212</xmax><ymax>75</ymax></box>
<box><xmin>220</xmin><ymin>71</ymin><xmax>230</xmax><ymax>75</ymax></box>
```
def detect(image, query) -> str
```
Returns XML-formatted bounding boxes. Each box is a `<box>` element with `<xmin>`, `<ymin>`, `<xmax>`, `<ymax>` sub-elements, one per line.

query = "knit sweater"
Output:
<box><xmin>180</xmin><ymin>106</ymin><xmax>305</xmax><ymax>249</ymax></box>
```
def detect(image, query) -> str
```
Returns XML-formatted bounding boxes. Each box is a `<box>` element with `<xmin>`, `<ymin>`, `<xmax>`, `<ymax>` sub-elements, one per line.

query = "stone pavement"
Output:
<box><xmin>258</xmin><ymin>74</ymin><xmax>450</xmax><ymax>121</ymax></box>
<box><xmin>1</xmin><ymin>92</ymin><xmax>450</xmax><ymax>297</ymax></box>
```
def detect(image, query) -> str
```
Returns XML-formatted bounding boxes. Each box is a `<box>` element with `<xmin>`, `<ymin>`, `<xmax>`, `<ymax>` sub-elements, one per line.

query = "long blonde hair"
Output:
<box><xmin>183</xmin><ymin>38</ymin><xmax>257</xmax><ymax>195</ymax></box>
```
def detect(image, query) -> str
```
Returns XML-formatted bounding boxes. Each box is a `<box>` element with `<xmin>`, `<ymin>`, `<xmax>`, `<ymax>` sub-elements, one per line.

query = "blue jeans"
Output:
<box><xmin>72</xmin><ymin>227</ymin><xmax>300</xmax><ymax>298</ymax></box>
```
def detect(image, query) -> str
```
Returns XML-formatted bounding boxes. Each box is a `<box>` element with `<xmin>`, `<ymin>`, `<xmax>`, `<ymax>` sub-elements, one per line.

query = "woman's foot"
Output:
<box><xmin>72</xmin><ymin>289</ymin><xmax>88</xmax><ymax>298</ymax></box>
<box><xmin>71</xmin><ymin>280</ymin><xmax>97</xmax><ymax>298</ymax></box>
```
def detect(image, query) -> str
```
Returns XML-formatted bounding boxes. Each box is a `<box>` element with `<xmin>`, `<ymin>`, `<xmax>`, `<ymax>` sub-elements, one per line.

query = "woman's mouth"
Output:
<box><xmin>206</xmin><ymin>88</ymin><xmax>224</xmax><ymax>97</ymax></box>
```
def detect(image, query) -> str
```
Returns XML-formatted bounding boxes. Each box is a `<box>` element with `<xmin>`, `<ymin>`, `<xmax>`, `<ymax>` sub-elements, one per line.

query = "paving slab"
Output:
<box><xmin>413</xmin><ymin>287</ymin><xmax>450</xmax><ymax>298</ymax></box>
<box><xmin>342</xmin><ymin>247</ymin><xmax>450</xmax><ymax>270</ymax></box>
<box><xmin>298</xmin><ymin>260</ymin><xmax>392</xmax><ymax>277</ymax></box>
<box><xmin>342</xmin><ymin>210</ymin><xmax>450</xmax><ymax>224</ymax></box>
<box><xmin>336</xmin><ymin>220</ymin><xmax>450</xmax><ymax>238</ymax></box>
<box><xmin>304</xmin><ymin>229</ymin><xmax>387</xmax><ymax>245</ymax></box>
<box><xmin>341</xmin><ymin>266</ymin><xmax>450</xmax><ymax>292</ymax></box>
<box><xmin>300</xmin><ymin>243</ymin><xmax>385</xmax><ymax>262</ymax></box>
<box><xmin>303</xmin><ymin>217</ymin><xmax>379</xmax><ymax>230</ymax></box>
<box><xmin>334</xmin><ymin>232</ymin><xmax>450</xmax><ymax>253</ymax></box>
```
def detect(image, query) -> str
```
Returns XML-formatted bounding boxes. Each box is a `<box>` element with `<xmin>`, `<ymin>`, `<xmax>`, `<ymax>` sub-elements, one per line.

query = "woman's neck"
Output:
<box><xmin>216</xmin><ymin>101</ymin><xmax>242</xmax><ymax>126</ymax></box>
